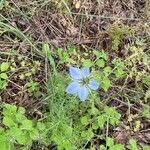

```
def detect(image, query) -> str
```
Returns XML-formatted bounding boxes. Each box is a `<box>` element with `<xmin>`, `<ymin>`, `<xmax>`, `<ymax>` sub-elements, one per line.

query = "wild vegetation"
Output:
<box><xmin>0</xmin><ymin>0</ymin><xmax>150</xmax><ymax>150</ymax></box>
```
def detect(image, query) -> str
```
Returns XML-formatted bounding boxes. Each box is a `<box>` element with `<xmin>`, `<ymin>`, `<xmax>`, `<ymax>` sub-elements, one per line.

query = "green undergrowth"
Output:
<box><xmin>0</xmin><ymin>40</ymin><xmax>149</xmax><ymax>149</ymax></box>
<box><xmin>0</xmin><ymin>1</ymin><xmax>150</xmax><ymax>150</ymax></box>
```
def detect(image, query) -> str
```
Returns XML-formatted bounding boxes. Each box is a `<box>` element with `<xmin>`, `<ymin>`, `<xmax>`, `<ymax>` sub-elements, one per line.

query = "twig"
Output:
<box><xmin>113</xmin><ymin>98</ymin><xmax>140</xmax><ymax>112</ymax></box>
<box><xmin>69</xmin><ymin>12</ymin><xmax>141</xmax><ymax>21</ymax></box>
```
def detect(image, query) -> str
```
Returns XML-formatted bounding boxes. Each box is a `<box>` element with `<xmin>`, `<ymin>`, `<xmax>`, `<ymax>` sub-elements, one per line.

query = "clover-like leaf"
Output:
<box><xmin>1</xmin><ymin>62</ymin><xmax>10</xmax><ymax>72</ymax></box>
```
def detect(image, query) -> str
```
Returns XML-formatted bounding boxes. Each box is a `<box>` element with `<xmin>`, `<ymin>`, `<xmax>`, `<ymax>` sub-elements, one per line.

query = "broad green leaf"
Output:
<box><xmin>86</xmin><ymin>129</ymin><xmax>94</xmax><ymax>141</ymax></box>
<box><xmin>94</xmin><ymin>50</ymin><xmax>108</xmax><ymax>60</ymax></box>
<box><xmin>102</xmin><ymin>76</ymin><xmax>111</xmax><ymax>91</ymax></box>
<box><xmin>83</xmin><ymin>59</ymin><xmax>93</xmax><ymax>67</ymax></box>
<box><xmin>104</xmin><ymin>66</ymin><xmax>112</xmax><ymax>74</ymax></box>
<box><xmin>92</xmin><ymin>121</ymin><xmax>99</xmax><ymax>130</ymax></box>
<box><xmin>110</xmin><ymin>144</ymin><xmax>125</xmax><ymax>150</ymax></box>
<box><xmin>0</xmin><ymin>73</ymin><xmax>8</xmax><ymax>79</ymax></box>
<box><xmin>1</xmin><ymin>62</ymin><xmax>10</xmax><ymax>72</ymax></box>
<box><xmin>91</xmin><ymin>106</ymin><xmax>99</xmax><ymax>115</ymax></box>
<box><xmin>18</xmin><ymin>107</ymin><xmax>26</xmax><ymax>114</ymax></box>
<box><xmin>128</xmin><ymin>139</ymin><xmax>138</xmax><ymax>150</ymax></box>
<box><xmin>99</xmin><ymin>145</ymin><xmax>105</xmax><ymax>150</ymax></box>
<box><xmin>3</xmin><ymin>104</ymin><xmax>17</xmax><ymax>116</ymax></box>
<box><xmin>0</xmin><ymin>79</ymin><xmax>7</xmax><ymax>89</ymax></box>
<box><xmin>81</xmin><ymin>129</ymin><xmax>94</xmax><ymax>141</ymax></box>
<box><xmin>106</xmin><ymin>137</ymin><xmax>114</xmax><ymax>147</ymax></box>
<box><xmin>80</xmin><ymin>116</ymin><xmax>88</xmax><ymax>125</ymax></box>
<box><xmin>16</xmin><ymin>131</ymin><xmax>30</xmax><ymax>145</ymax></box>
<box><xmin>16</xmin><ymin>113</ymin><xmax>26</xmax><ymax>122</ymax></box>
<box><xmin>96</xmin><ymin>59</ymin><xmax>105</xmax><ymax>68</ymax></box>
<box><xmin>143</xmin><ymin>145</ymin><xmax>150</xmax><ymax>150</ymax></box>
<box><xmin>0</xmin><ymin>141</ymin><xmax>11</xmax><ymax>150</ymax></box>
<box><xmin>3</xmin><ymin>117</ymin><xmax>16</xmax><ymax>127</ymax></box>
<box><xmin>21</xmin><ymin>120</ymin><xmax>33</xmax><ymax>130</ymax></box>
<box><xmin>7</xmin><ymin>127</ymin><xmax>22</xmax><ymax>141</ymax></box>
<box><xmin>29</xmin><ymin>129</ymin><xmax>39</xmax><ymax>140</ymax></box>
<box><xmin>98</xmin><ymin>115</ymin><xmax>106</xmax><ymax>128</ymax></box>
<box><xmin>114</xmin><ymin>68</ymin><xmax>125</xmax><ymax>78</ymax></box>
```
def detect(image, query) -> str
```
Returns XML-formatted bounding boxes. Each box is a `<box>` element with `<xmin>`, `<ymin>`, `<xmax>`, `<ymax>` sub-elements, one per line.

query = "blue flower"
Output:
<box><xmin>66</xmin><ymin>67</ymin><xmax>99</xmax><ymax>101</ymax></box>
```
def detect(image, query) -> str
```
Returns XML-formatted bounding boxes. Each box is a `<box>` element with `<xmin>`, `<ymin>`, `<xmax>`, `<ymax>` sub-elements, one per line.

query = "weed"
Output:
<box><xmin>107</xmin><ymin>23</ymin><xmax>133</xmax><ymax>51</ymax></box>
<box><xmin>0</xmin><ymin>62</ymin><xmax>10</xmax><ymax>90</ymax></box>
<box><xmin>44</xmin><ymin>68</ymin><xmax>121</xmax><ymax>149</ymax></box>
<box><xmin>0</xmin><ymin>103</ymin><xmax>45</xmax><ymax>150</ymax></box>
<box><xmin>0</xmin><ymin>0</ymin><xmax>149</xmax><ymax>149</ymax></box>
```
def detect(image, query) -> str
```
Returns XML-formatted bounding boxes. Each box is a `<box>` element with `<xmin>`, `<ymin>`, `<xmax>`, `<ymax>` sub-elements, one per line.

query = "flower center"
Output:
<box><xmin>81</xmin><ymin>77</ymin><xmax>90</xmax><ymax>85</ymax></box>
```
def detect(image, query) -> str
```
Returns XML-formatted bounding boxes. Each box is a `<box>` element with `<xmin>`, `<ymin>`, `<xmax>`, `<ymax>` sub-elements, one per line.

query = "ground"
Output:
<box><xmin>0</xmin><ymin>0</ymin><xmax>150</xmax><ymax>150</ymax></box>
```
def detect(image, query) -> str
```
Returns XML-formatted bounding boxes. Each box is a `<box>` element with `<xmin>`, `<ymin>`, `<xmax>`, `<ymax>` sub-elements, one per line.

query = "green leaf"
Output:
<box><xmin>18</xmin><ymin>107</ymin><xmax>26</xmax><ymax>114</ymax></box>
<box><xmin>81</xmin><ymin>129</ymin><xmax>94</xmax><ymax>140</ymax></box>
<box><xmin>99</xmin><ymin>145</ymin><xmax>106</xmax><ymax>150</ymax></box>
<box><xmin>16</xmin><ymin>113</ymin><xmax>26</xmax><ymax>122</ymax></box>
<box><xmin>96</xmin><ymin>59</ymin><xmax>105</xmax><ymax>68</ymax></box>
<box><xmin>80</xmin><ymin>116</ymin><xmax>88</xmax><ymax>125</ymax></box>
<box><xmin>83</xmin><ymin>59</ymin><xmax>93</xmax><ymax>67</ymax></box>
<box><xmin>1</xmin><ymin>62</ymin><xmax>10</xmax><ymax>72</ymax></box>
<box><xmin>29</xmin><ymin>129</ymin><xmax>39</xmax><ymax>140</ymax></box>
<box><xmin>43</xmin><ymin>43</ymin><xmax>56</xmax><ymax>74</ymax></box>
<box><xmin>42</xmin><ymin>43</ymin><xmax>50</xmax><ymax>56</ymax></box>
<box><xmin>86</xmin><ymin>129</ymin><xmax>94</xmax><ymax>141</ymax></box>
<box><xmin>92</xmin><ymin>70</ymin><xmax>101</xmax><ymax>82</ymax></box>
<box><xmin>92</xmin><ymin>121</ymin><xmax>99</xmax><ymax>130</ymax></box>
<box><xmin>112</xmin><ymin>58</ymin><xmax>124</xmax><ymax>67</ymax></box>
<box><xmin>143</xmin><ymin>75</ymin><xmax>150</xmax><ymax>86</ymax></box>
<box><xmin>21</xmin><ymin>120</ymin><xmax>33</xmax><ymax>130</ymax></box>
<box><xmin>62</xmin><ymin>140</ymin><xmax>73</xmax><ymax>150</ymax></box>
<box><xmin>93</xmin><ymin>50</ymin><xmax>101</xmax><ymax>58</ymax></box>
<box><xmin>0</xmin><ymin>79</ymin><xmax>7</xmax><ymax>89</ymax></box>
<box><xmin>37</xmin><ymin>122</ymin><xmax>46</xmax><ymax>131</ymax></box>
<box><xmin>81</xmin><ymin>131</ymin><xmax>87</xmax><ymax>138</ymax></box>
<box><xmin>3</xmin><ymin>117</ymin><xmax>16</xmax><ymax>127</ymax></box>
<box><xmin>142</xmin><ymin>105</ymin><xmax>150</xmax><ymax>118</ymax></box>
<box><xmin>114</xmin><ymin>68</ymin><xmax>125</xmax><ymax>78</ymax></box>
<box><xmin>91</xmin><ymin>106</ymin><xmax>99</xmax><ymax>115</ymax></box>
<box><xmin>7</xmin><ymin>127</ymin><xmax>22</xmax><ymax>142</ymax></box>
<box><xmin>0</xmin><ymin>141</ymin><xmax>11</xmax><ymax>150</ymax></box>
<box><xmin>145</xmin><ymin>89</ymin><xmax>150</xmax><ymax>102</ymax></box>
<box><xmin>62</xmin><ymin>124</ymin><xmax>72</xmax><ymax>137</ymax></box>
<box><xmin>16</xmin><ymin>131</ymin><xmax>30</xmax><ymax>145</ymax></box>
<box><xmin>3</xmin><ymin>104</ymin><xmax>17</xmax><ymax>116</ymax></box>
<box><xmin>94</xmin><ymin>50</ymin><xmax>108</xmax><ymax>60</ymax></box>
<box><xmin>128</xmin><ymin>139</ymin><xmax>138</xmax><ymax>150</ymax></box>
<box><xmin>143</xmin><ymin>145</ymin><xmax>150</xmax><ymax>150</ymax></box>
<box><xmin>0</xmin><ymin>73</ymin><xmax>8</xmax><ymax>79</ymax></box>
<box><xmin>110</xmin><ymin>144</ymin><xmax>125</xmax><ymax>150</ymax></box>
<box><xmin>62</xmin><ymin>51</ymin><xmax>69</xmax><ymax>62</ymax></box>
<box><xmin>98</xmin><ymin>115</ymin><xmax>107</xmax><ymax>128</ymax></box>
<box><xmin>102</xmin><ymin>76</ymin><xmax>111</xmax><ymax>91</ymax></box>
<box><xmin>106</xmin><ymin>137</ymin><xmax>114</xmax><ymax>147</ymax></box>
<box><xmin>104</xmin><ymin>66</ymin><xmax>112</xmax><ymax>74</ymax></box>
<box><xmin>58</xmin><ymin>48</ymin><xmax>70</xmax><ymax>63</ymax></box>
<box><xmin>104</xmin><ymin>106</ymin><xmax>121</xmax><ymax>125</ymax></box>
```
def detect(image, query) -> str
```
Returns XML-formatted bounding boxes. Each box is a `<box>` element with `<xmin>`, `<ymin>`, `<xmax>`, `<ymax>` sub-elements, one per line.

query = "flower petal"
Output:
<box><xmin>88</xmin><ymin>79</ymin><xmax>99</xmax><ymax>90</ymax></box>
<box><xmin>66</xmin><ymin>81</ymin><xmax>80</xmax><ymax>94</ymax></box>
<box><xmin>81</xmin><ymin>67</ymin><xmax>90</xmax><ymax>77</ymax></box>
<box><xmin>77</xmin><ymin>86</ymin><xmax>89</xmax><ymax>101</ymax></box>
<box><xmin>69</xmin><ymin>67</ymin><xmax>82</xmax><ymax>80</ymax></box>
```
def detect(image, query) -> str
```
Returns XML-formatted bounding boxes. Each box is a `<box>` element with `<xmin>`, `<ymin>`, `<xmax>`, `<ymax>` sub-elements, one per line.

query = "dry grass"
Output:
<box><xmin>0</xmin><ymin>0</ymin><xmax>150</xmax><ymax>148</ymax></box>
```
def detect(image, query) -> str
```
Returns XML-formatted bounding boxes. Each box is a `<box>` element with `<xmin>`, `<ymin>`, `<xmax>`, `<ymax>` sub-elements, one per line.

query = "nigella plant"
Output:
<box><xmin>66</xmin><ymin>67</ymin><xmax>99</xmax><ymax>101</ymax></box>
